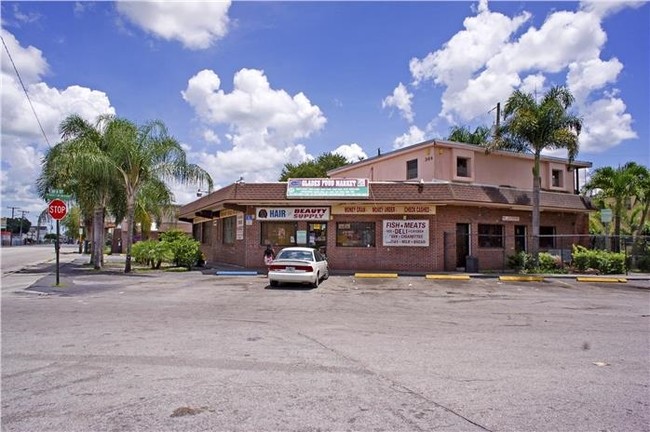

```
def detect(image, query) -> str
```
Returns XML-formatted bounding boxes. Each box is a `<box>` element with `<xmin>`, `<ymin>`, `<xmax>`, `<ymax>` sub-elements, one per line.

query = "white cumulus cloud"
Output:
<box><xmin>181</xmin><ymin>68</ymin><xmax>327</xmax><ymax>188</ymax></box>
<box><xmin>116</xmin><ymin>1</ymin><xmax>231</xmax><ymax>50</ymax></box>
<box><xmin>408</xmin><ymin>0</ymin><xmax>639</xmax><ymax>154</ymax></box>
<box><xmin>333</xmin><ymin>143</ymin><xmax>367</xmax><ymax>162</ymax></box>
<box><xmin>382</xmin><ymin>83</ymin><xmax>414</xmax><ymax>123</ymax></box>
<box><xmin>393</xmin><ymin>125</ymin><xmax>426</xmax><ymax>150</ymax></box>
<box><xmin>1</xmin><ymin>28</ymin><xmax>115</xmax><ymax>220</ymax></box>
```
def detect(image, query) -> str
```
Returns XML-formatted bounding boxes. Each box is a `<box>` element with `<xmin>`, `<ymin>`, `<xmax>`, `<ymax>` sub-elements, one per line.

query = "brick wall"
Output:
<box><xmin>199</xmin><ymin>205</ymin><xmax>589</xmax><ymax>273</ymax></box>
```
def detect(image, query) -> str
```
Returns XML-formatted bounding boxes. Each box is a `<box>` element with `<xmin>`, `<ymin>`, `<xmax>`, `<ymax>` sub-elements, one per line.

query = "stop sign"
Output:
<box><xmin>48</xmin><ymin>199</ymin><xmax>68</xmax><ymax>220</ymax></box>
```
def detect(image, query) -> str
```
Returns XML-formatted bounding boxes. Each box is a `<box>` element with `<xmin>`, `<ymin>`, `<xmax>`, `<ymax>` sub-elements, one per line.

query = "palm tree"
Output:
<box><xmin>492</xmin><ymin>86</ymin><xmax>582</xmax><ymax>262</ymax></box>
<box><xmin>583</xmin><ymin>162</ymin><xmax>648</xmax><ymax>251</ymax></box>
<box><xmin>447</xmin><ymin>125</ymin><xmax>491</xmax><ymax>145</ymax></box>
<box><xmin>104</xmin><ymin>118</ymin><xmax>213</xmax><ymax>273</ymax></box>
<box><xmin>38</xmin><ymin>114</ymin><xmax>119</xmax><ymax>269</ymax></box>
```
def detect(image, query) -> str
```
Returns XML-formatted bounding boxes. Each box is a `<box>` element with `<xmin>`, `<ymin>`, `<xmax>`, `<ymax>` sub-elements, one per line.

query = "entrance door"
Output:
<box><xmin>308</xmin><ymin>223</ymin><xmax>327</xmax><ymax>256</ymax></box>
<box><xmin>456</xmin><ymin>223</ymin><xmax>470</xmax><ymax>269</ymax></box>
<box><xmin>515</xmin><ymin>225</ymin><xmax>527</xmax><ymax>252</ymax></box>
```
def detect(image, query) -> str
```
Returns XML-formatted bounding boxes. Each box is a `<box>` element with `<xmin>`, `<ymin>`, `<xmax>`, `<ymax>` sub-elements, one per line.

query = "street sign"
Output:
<box><xmin>45</xmin><ymin>190</ymin><xmax>72</xmax><ymax>200</ymax></box>
<box><xmin>48</xmin><ymin>199</ymin><xmax>68</xmax><ymax>220</ymax></box>
<box><xmin>600</xmin><ymin>208</ymin><xmax>613</xmax><ymax>224</ymax></box>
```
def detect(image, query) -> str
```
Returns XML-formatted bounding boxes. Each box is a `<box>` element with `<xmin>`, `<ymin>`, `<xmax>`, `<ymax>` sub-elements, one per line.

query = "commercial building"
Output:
<box><xmin>179</xmin><ymin>139</ymin><xmax>594</xmax><ymax>272</ymax></box>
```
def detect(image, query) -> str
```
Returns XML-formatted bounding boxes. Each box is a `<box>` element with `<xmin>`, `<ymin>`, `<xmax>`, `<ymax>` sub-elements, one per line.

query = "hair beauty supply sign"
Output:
<box><xmin>256</xmin><ymin>207</ymin><xmax>330</xmax><ymax>221</ymax></box>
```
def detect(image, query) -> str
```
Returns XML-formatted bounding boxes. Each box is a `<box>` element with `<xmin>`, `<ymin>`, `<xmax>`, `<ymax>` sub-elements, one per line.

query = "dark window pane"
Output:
<box><xmin>478</xmin><ymin>224</ymin><xmax>504</xmax><ymax>248</ymax></box>
<box><xmin>261</xmin><ymin>222</ymin><xmax>297</xmax><ymax>247</ymax></box>
<box><xmin>406</xmin><ymin>159</ymin><xmax>418</xmax><ymax>180</ymax></box>
<box><xmin>336</xmin><ymin>222</ymin><xmax>375</xmax><ymax>247</ymax></box>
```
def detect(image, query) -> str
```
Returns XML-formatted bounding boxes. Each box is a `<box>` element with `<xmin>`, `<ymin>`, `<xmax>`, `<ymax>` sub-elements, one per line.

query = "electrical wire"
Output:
<box><xmin>1</xmin><ymin>34</ymin><xmax>51</xmax><ymax>147</ymax></box>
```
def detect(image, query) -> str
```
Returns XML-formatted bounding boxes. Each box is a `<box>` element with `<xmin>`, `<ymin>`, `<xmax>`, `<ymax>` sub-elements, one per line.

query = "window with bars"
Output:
<box><xmin>478</xmin><ymin>224</ymin><xmax>504</xmax><ymax>248</ymax></box>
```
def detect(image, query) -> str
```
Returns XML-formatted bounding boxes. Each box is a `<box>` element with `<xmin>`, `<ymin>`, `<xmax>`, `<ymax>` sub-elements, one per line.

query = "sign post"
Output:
<box><xmin>600</xmin><ymin>208</ymin><xmax>613</xmax><ymax>251</ymax></box>
<box><xmin>48</xmin><ymin>199</ymin><xmax>68</xmax><ymax>285</ymax></box>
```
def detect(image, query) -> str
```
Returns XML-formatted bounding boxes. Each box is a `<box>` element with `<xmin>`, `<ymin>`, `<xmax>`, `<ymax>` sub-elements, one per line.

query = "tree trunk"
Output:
<box><xmin>92</xmin><ymin>206</ymin><xmax>103</xmax><ymax>269</ymax></box>
<box><xmin>531</xmin><ymin>155</ymin><xmax>541</xmax><ymax>266</ymax></box>
<box><xmin>123</xmin><ymin>195</ymin><xmax>136</xmax><ymax>273</ymax></box>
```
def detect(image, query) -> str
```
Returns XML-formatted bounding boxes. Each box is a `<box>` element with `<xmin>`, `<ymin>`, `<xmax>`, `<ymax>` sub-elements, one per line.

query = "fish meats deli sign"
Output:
<box><xmin>256</xmin><ymin>207</ymin><xmax>330</xmax><ymax>221</ymax></box>
<box><xmin>383</xmin><ymin>220</ymin><xmax>429</xmax><ymax>246</ymax></box>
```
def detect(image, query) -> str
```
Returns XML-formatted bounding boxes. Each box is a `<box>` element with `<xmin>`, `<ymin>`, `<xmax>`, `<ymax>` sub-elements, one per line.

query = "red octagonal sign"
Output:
<box><xmin>48</xmin><ymin>199</ymin><xmax>68</xmax><ymax>220</ymax></box>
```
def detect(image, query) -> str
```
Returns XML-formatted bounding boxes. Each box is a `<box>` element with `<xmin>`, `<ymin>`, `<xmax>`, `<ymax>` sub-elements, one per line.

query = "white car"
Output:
<box><xmin>268</xmin><ymin>247</ymin><xmax>329</xmax><ymax>288</ymax></box>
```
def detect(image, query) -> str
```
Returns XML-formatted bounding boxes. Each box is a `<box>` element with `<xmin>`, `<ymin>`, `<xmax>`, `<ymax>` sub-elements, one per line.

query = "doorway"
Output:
<box><xmin>515</xmin><ymin>225</ymin><xmax>527</xmax><ymax>252</ymax></box>
<box><xmin>456</xmin><ymin>223</ymin><xmax>470</xmax><ymax>269</ymax></box>
<box><xmin>308</xmin><ymin>223</ymin><xmax>327</xmax><ymax>256</ymax></box>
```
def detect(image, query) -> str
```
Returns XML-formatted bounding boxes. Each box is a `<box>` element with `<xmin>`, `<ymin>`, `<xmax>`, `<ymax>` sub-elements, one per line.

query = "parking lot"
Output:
<box><xmin>2</xmin><ymin>261</ymin><xmax>649</xmax><ymax>431</ymax></box>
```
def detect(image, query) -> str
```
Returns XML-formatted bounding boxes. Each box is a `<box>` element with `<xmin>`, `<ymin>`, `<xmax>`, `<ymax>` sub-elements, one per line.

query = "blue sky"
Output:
<box><xmin>1</xmin><ymin>1</ymin><xmax>648</xmax><ymax>226</ymax></box>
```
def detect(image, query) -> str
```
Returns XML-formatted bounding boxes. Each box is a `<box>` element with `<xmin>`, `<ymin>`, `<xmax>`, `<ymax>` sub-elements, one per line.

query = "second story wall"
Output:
<box><xmin>329</xmin><ymin>140</ymin><xmax>586</xmax><ymax>193</ymax></box>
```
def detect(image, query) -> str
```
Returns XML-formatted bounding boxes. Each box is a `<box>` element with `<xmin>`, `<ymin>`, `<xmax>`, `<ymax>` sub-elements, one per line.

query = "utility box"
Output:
<box><xmin>465</xmin><ymin>256</ymin><xmax>479</xmax><ymax>273</ymax></box>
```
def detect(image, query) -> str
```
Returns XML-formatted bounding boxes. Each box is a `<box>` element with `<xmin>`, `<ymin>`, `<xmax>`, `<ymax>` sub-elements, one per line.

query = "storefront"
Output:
<box><xmin>179</xmin><ymin>179</ymin><xmax>592</xmax><ymax>273</ymax></box>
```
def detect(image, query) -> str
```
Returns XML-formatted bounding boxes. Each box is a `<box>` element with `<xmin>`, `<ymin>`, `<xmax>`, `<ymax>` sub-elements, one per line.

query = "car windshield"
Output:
<box><xmin>278</xmin><ymin>250</ymin><xmax>313</xmax><ymax>261</ymax></box>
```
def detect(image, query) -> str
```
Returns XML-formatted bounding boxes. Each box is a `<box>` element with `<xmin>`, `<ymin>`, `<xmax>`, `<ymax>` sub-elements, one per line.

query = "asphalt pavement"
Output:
<box><xmin>1</xmin><ymin>255</ymin><xmax>649</xmax><ymax>432</ymax></box>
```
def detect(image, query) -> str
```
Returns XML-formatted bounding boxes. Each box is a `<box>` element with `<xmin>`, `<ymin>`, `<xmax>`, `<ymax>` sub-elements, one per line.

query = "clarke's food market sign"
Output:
<box><xmin>256</xmin><ymin>207</ymin><xmax>330</xmax><ymax>221</ymax></box>
<box><xmin>383</xmin><ymin>220</ymin><xmax>429</xmax><ymax>247</ymax></box>
<box><xmin>287</xmin><ymin>178</ymin><xmax>369</xmax><ymax>198</ymax></box>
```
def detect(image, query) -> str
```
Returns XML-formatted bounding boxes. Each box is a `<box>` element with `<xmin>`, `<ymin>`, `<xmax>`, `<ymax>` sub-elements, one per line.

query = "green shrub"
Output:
<box><xmin>160</xmin><ymin>230</ymin><xmax>200</xmax><ymax>270</ymax></box>
<box><xmin>507</xmin><ymin>251</ymin><xmax>532</xmax><ymax>271</ymax></box>
<box><xmin>571</xmin><ymin>245</ymin><xmax>626</xmax><ymax>274</ymax></box>
<box><xmin>131</xmin><ymin>240</ymin><xmax>173</xmax><ymax>269</ymax></box>
<box><xmin>538</xmin><ymin>252</ymin><xmax>562</xmax><ymax>272</ymax></box>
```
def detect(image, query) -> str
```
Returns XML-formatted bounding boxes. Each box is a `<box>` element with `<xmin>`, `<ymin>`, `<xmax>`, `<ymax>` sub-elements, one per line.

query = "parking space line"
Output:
<box><xmin>354</xmin><ymin>273</ymin><xmax>399</xmax><ymax>278</ymax></box>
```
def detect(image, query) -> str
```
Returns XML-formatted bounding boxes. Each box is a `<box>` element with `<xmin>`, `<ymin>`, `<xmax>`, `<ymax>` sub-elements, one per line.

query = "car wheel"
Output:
<box><xmin>311</xmin><ymin>272</ymin><xmax>319</xmax><ymax>288</ymax></box>
<box><xmin>269</xmin><ymin>280</ymin><xmax>278</xmax><ymax>287</ymax></box>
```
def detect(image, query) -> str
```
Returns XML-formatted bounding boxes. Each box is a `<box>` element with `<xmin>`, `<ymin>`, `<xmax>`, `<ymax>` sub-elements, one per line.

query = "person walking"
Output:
<box><xmin>263</xmin><ymin>244</ymin><xmax>275</xmax><ymax>276</ymax></box>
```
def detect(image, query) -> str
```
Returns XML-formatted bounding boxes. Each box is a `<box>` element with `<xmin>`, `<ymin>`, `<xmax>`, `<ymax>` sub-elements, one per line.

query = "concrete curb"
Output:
<box><xmin>354</xmin><ymin>273</ymin><xmax>399</xmax><ymax>278</ymax></box>
<box><xmin>499</xmin><ymin>275</ymin><xmax>545</xmax><ymax>282</ymax></box>
<box><xmin>425</xmin><ymin>274</ymin><xmax>471</xmax><ymax>280</ymax></box>
<box><xmin>576</xmin><ymin>277</ymin><xmax>627</xmax><ymax>283</ymax></box>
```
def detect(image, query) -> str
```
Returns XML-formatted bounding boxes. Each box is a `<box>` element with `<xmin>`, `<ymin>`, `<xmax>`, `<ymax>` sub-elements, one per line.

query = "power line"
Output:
<box><xmin>0</xmin><ymin>34</ymin><xmax>51</xmax><ymax>147</ymax></box>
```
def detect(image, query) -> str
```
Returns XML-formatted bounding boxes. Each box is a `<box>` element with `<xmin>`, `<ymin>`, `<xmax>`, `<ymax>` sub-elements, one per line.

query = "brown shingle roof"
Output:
<box><xmin>179</xmin><ymin>181</ymin><xmax>593</xmax><ymax>219</ymax></box>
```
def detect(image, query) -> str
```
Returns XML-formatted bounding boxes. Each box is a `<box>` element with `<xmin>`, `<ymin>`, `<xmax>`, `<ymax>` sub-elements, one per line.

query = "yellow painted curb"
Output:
<box><xmin>576</xmin><ymin>277</ymin><xmax>627</xmax><ymax>283</ymax></box>
<box><xmin>354</xmin><ymin>273</ymin><xmax>399</xmax><ymax>278</ymax></box>
<box><xmin>499</xmin><ymin>275</ymin><xmax>544</xmax><ymax>282</ymax></box>
<box><xmin>425</xmin><ymin>274</ymin><xmax>470</xmax><ymax>280</ymax></box>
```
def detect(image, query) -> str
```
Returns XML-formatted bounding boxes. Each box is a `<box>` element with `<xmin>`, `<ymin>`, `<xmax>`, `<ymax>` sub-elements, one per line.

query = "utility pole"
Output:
<box><xmin>7</xmin><ymin>206</ymin><xmax>20</xmax><ymax>219</ymax></box>
<box><xmin>18</xmin><ymin>210</ymin><xmax>29</xmax><ymax>244</ymax></box>
<box><xmin>488</xmin><ymin>102</ymin><xmax>501</xmax><ymax>140</ymax></box>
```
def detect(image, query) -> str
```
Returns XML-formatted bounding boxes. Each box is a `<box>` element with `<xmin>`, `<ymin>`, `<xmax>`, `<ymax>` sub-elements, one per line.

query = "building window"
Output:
<box><xmin>201</xmin><ymin>221</ymin><xmax>211</xmax><ymax>244</ymax></box>
<box><xmin>478</xmin><ymin>224</ymin><xmax>504</xmax><ymax>248</ymax></box>
<box><xmin>261</xmin><ymin>222</ymin><xmax>297</xmax><ymax>247</ymax></box>
<box><xmin>192</xmin><ymin>223</ymin><xmax>201</xmax><ymax>242</ymax></box>
<box><xmin>457</xmin><ymin>157</ymin><xmax>471</xmax><ymax>178</ymax></box>
<box><xmin>539</xmin><ymin>226</ymin><xmax>555</xmax><ymax>249</ymax></box>
<box><xmin>223</xmin><ymin>216</ymin><xmax>235</xmax><ymax>244</ymax></box>
<box><xmin>406</xmin><ymin>159</ymin><xmax>418</xmax><ymax>180</ymax></box>
<box><xmin>551</xmin><ymin>169</ymin><xmax>563</xmax><ymax>187</ymax></box>
<box><xmin>336</xmin><ymin>222</ymin><xmax>375</xmax><ymax>247</ymax></box>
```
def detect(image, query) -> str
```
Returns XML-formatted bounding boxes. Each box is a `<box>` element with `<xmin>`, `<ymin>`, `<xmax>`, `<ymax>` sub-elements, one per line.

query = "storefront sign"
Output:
<box><xmin>502</xmin><ymin>216</ymin><xmax>520</xmax><ymax>222</ymax></box>
<box><xmin>287</xmin><ymin>178</ymin><xmax>369</xmax><ymax>198</ymax></box>
<box><xmin>383</xmin><ymin>220</ymin><xmax>429</xmax><ymax>246</ymax></box>
<box><xmin>256</xmin><ymin>207</ymin><xmax>330</xmax><ymax>221</ymax></box>
<box><xmin>332</xmin><ymin>204</ymin><xmax>435</xmax><ymax>215</ymax></box>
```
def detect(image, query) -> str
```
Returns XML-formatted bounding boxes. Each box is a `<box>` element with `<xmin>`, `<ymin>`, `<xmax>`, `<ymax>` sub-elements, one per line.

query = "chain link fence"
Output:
<box><xmin>443</xmin><ymin>232</ymin><xmax>650</xmax><ymax>274</ymax></box>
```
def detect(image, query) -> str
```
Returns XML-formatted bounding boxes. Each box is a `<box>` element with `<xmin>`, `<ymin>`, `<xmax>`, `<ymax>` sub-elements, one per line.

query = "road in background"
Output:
<box><xmin>1</xmin><ymin>244</ymin><xmax>80</xmax><ymax>292</ymax></box>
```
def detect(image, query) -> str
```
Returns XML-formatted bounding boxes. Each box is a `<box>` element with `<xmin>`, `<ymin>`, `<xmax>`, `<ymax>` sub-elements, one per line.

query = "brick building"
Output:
<box><xmin>179</xmin><ymin>139</ymin><xmax>594</xmax><ymax>273</ymax></box>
